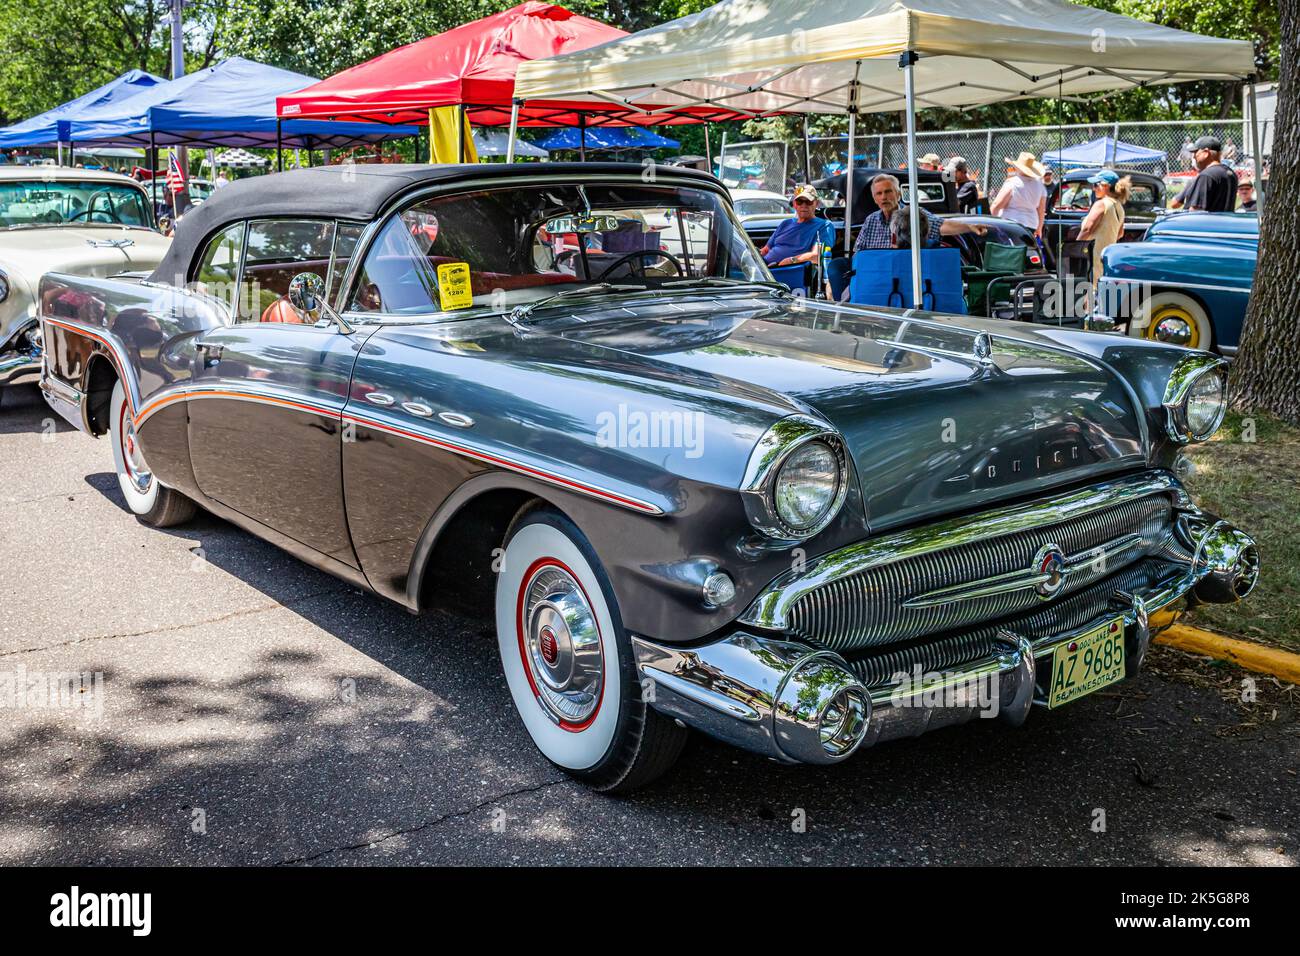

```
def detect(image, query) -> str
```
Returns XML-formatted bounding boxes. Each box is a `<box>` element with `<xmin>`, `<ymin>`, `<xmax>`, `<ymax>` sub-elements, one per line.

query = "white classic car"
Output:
<box><xmin>0</xmin><ymin>167</ymin><xmax>170</xmax><ymax>400</ymax></box>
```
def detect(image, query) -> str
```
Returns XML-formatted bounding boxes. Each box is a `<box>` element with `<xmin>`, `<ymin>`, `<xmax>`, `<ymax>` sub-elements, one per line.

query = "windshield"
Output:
<box><xmin>0</xmin><ymin>180</ymin><xmax>152</xmax><ymax>228</ymax></box>
<box><xmin>346</xmin><ymin>182</ymin><xmax>767</xmax><ymax>319</ymax></box>
<box><xmin>734</xmin><ymin>197</ymin><xmax>791</xmax><ymax>218</ymax></box>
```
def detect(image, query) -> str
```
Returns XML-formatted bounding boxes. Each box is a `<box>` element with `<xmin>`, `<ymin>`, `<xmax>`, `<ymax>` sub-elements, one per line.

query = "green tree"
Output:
<box><xmin>0</xmin><ymin>0</ymin><xmax>227</xmax><ymax>123</ymax></box>
<box><xmin>1230</xmin><ymin>0</ymin><xmax>1298</xmax><ymax>423</ymax></box>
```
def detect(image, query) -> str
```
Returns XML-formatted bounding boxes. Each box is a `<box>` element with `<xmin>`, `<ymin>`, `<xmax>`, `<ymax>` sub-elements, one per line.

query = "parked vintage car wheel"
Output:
<box><xmin>494</xmin><ymin>506</ymin><xmax>688</xmax><ymax>792</ymax></box>
<box><xmin>109</xmin><ymin>381</ymin><xmax>196</xmax><ymax>528</ymax></box>
<box><xmin>1135</xmin><ymin>292</ymin><xmax>1213</xmax><ymax>351</ymax></box>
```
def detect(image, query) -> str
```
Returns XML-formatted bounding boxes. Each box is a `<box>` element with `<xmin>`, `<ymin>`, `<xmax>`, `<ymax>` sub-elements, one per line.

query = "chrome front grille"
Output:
<box><xmin>787</xmin><ymin>493</ymin><xmax>1174</xmax><ymax>651</ymax></box>
<box><xmin>842</xmin><ymin>555</ymin><xmax>1182</xmax><ymax>689</ymax></box>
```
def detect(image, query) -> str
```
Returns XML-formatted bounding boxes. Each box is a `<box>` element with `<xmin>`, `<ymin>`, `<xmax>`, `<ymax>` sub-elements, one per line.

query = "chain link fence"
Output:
<box><xmin>722</xmin><ymin>119</ymin><xmax>1270</xmax><ymax>195</ymax></box>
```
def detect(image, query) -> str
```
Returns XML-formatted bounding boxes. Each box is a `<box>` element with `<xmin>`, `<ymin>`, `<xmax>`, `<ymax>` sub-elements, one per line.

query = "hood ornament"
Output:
<box><xmin>85</xmin><ymin>237</ymin><xmax>135</xmax><ymax>249</ymax></box>
<box><xmin>973</xmin><ymin>331</ymin><xmax>994</xmax><ymax>364</ymax></box>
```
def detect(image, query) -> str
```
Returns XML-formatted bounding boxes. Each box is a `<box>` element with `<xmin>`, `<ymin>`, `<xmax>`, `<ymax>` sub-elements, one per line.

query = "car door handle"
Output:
<box><xmin>364</xmin><ymin>392</ymin><xmax>395</xmax><ymax>406</ymax></box>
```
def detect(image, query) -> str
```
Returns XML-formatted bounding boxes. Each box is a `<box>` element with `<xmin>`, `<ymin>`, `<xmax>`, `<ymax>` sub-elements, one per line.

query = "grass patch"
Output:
<box><xmin>1183</xmin><ymin>411</ymin><xmax>1300</xmax><ymax>652</ymax></box>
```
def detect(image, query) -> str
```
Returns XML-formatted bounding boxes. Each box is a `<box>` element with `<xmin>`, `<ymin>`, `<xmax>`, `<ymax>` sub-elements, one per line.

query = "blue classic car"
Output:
<box><xmin>38</xmin><ymin>163</ymin><xmax>1258</xmax><ymax>792</ymax></box>
<box><xmin>1093</xmin><ymin>212</ymin><xmax>1257</xmax><ymax>354</ymax></box>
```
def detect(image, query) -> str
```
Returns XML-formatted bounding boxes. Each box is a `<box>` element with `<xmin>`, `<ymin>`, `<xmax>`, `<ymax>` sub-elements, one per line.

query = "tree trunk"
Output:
<box><xmin>1232</xmin><ymin>0</ymin><xmax>1300</xmax><ymax>423</ymax></box>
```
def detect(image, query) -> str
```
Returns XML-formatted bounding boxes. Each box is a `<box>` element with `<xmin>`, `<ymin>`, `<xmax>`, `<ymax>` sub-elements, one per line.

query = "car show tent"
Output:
<box><xmin>63</xmin><ymin>57</ymin><xmax>418</xmax><ymax>150</ymax></box>
<box><xmin>1042</xmin><ymin>135</ymin><xmax>1168</xmax><ymax>168</ymax></box>
<box><xmin>473</xmin><ymin>128</ymin><xmax>549</xmax><ymax>157</ymax></box>
<box><xmin>0</xmin><ymin>70</ymin><xmax>164</xmax><ymax>150</ymax></box>
<box><xmin>511</xmin><ymin>0</ymin><xmax>1258</xmax><ymax>299</ymax></box>
<box><xmin>275</xmin><ymin>2</ymin><xmax>733</xmax><ymax>131</ymax></box>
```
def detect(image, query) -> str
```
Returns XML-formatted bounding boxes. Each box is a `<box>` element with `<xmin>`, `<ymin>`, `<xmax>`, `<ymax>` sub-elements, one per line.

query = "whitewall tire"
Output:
<box><xmin>1130</xmin><ymin>292</ymin><xmax>1214</xmax><ymax>352</ymax></box>
<box><xmin>109</xmin><ymin>380</ymin><xmax>196</xmax><ymax>527</ymax></box>
<box><xmin>494</xmin><ymin>506</ymin><xmax>687</xmax><ymax>792</ymax></box>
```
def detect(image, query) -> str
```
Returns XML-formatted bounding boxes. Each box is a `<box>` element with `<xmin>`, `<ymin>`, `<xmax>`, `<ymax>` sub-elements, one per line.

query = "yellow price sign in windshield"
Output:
<box><xmin>437</xmin><ymin>262</ymin><xmax>473</xmax><ymax>311</ymax></box>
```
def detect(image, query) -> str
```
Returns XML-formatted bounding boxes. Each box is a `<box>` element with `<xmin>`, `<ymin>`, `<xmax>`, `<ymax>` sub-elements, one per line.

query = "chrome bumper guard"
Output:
<box><xmin>634</xmin><ymin>507</ymin><xmax>1258</xmax><ymax>765</ymax></box>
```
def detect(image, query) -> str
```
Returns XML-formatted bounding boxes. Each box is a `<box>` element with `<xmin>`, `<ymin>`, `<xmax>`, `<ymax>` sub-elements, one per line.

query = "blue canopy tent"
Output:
<box><xmin>0</xmin><ymin>70</ymin><xmax>163</xmax><ymax>150</ymax></box>
<box><xmin>64</xmin><ymin>58</ymin><xmax>418</xmax><ymax>160</ymax></box>
<box><xmin>535</xmin><ymin>125</ymin><xmax>679</xmax><ymax>155</ymax></box>
<box><xmin>1042</xmin><ymin>135</ymin><xmax>1168</xmax><ymax>169</ymax></box>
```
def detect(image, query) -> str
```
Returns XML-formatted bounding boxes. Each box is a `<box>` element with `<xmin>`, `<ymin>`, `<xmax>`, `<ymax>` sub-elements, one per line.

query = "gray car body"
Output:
<box><xmin>38</xmin><ymin>163</ymin><xmax>1195</xmax><ymax>646</ymax></box>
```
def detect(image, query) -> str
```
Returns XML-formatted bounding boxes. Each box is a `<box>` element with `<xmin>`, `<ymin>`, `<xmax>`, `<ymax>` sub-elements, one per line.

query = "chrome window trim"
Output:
<box><xmin>1162</xmin><ymin>353</ymin><xmax>1229</xmax><ymax>443</ymax></box>
<box><xmin>739</xmin><ymin>413</ymin><xmax>850</xmax><ymax>540</ymax></box>
<box><xmin>1151</xmin><ymin>230</ymin><xmax>1258</xmax><ymax>242</ymax></box>
<box><xmin>1096</xmin><ymin>275</ymin><xmax>1250</xmax><ymax>295</ymax></box>
<box><xmin>739</xmin><ymin>471</ymin><xmax>1190</xmax><ymax>631</ymax></box>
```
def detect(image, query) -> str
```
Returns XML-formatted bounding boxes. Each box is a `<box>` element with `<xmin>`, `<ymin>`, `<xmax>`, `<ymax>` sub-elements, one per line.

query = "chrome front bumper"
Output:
<box><xmin>634</xmin><ymin>511</ymin><xmax>1258</xmax><ymax>766</ymax></box>
<box><xmin>0</xmin><ymin>350</ymin><xmax>40</xmax><ymax>388</ymax></box>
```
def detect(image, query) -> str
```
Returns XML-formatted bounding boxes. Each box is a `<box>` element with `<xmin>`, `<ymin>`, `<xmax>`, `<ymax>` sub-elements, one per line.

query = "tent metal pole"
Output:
<box><xmin>506</xmin><ymin>100</ymin><xmax>521</xmax><ymax>163</ymax></box>
<box><xmin>428</xmin><ymin>109</ymin><xmax>436</xmax><ymax>163</ymax></box>
<box><xmin>149</xmin><ymin>130</ymin><xmax>156</xmax><ymax>179</ymax></box>
<box><xmin>844</xmin><ymin>61</ymin><xmax>861</xmax><ymax>256</ymax></box>
<box><xmin>901</xmin><ymin>51</ymin><xmax>923</xmax><ymax>307</ymax></box>
<box><xmin>276</xmin><ymin>119</ymin><xmax>283</xmax><ymax>172</ymax></box>
<box><xmin>704</xmin><ymin>123</ymin><xmax>712</xmax><ymax>171</ymax></box>
<box><xmin>458</xmin><ymin>104</ymin><xmax>466</xmax><ymax>163</ymax></box>
<box><xmin>579</xmin><ymin>114</ymin><xmax>586</xmax><ymax>162</ymax></box>
<box><xmin>1247</xmin><ymin>79</ymin><xmax>1265</xmax><ymax>214</ymax></box>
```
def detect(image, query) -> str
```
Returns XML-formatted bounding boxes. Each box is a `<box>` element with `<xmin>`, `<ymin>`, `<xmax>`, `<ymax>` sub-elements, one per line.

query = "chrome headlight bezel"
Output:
<box><xmin>0</xmin><ymin>268</ymin><xmax>9</xmax><ymax>304</ymax></box>
<box><xmin>1163</xmin><ymin>353</ymin><xmax>1229</xmax><ymax>444</ymax></box>
<box><xmin>741</xmin><ymin>415</ymin><xmax>850</xmax><ymax>540</ymax></box>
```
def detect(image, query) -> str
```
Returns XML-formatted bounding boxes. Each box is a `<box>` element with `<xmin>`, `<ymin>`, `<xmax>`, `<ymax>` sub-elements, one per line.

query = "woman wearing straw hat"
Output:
<box><xmin>990</xmin><ymin>151</ymin><xmax>1048</xmax><ymax>237</ymax></box>
<box><xmin>1075</xmin><ymin>168</ymin><xmax>1132</xmax><ymax>286</ymax></box>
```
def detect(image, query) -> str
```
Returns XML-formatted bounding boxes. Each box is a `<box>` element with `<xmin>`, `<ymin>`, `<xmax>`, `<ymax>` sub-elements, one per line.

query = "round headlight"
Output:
<box><xmin>1185</xmin><ymin>369</ymin><xmax>1227</xmax><ymax>440</ymax></box>
<box><xmin>1164</xmin><ymin>356</ymin><xmax>1228</xmax><ymax>444</ymax></box>
<box><xmin>774</xmin><ymin>440</ymin><xmax>841</xmax><ymax>532</ymax></box>
<box><xmin>0</xmin><ymin>270</ymin><xmax>9</xmax><ymax>303</ymax></box>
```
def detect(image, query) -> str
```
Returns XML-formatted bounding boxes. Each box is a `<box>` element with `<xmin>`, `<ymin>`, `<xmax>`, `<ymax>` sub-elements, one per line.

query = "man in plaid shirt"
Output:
<box><xmin>852</xmin><ymin>174</ymin><xmax>985</xmax><ymax>252</ymax></box>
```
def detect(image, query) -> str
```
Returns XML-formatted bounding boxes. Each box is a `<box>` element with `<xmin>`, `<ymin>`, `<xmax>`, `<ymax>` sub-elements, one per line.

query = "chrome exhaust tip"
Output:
<box><xmin>1192</xmin><ymin>522</ymin><xmax>1261</xmax><ymax>605</ymax></box>
<box><xmin>773</xmin><ymin>655</ymin><xmax>872</xmax><ymax>764</ymax></box>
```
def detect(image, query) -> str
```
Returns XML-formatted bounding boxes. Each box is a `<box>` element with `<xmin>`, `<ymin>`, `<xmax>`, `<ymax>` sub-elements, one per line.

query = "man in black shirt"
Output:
<box><xmin>947</xmin><ymin>157</ymin><xmax>982</xmax><ymax>213</ymax></box>
<box><xmin>1170</xmin><ymin>135</ymin><xmax>1237</xmax><ymax>212</ymax></box>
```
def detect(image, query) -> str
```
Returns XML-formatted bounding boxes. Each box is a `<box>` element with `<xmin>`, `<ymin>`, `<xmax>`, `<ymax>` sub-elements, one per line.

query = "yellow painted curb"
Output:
<box><xmin>1155</xmin><ymin>624</ymin><xmax>1300</xmax><ymax>684</ymax></box>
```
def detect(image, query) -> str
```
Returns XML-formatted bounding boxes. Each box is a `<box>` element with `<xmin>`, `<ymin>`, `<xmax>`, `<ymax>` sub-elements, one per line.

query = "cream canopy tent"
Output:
<box><xmin>511</xmin><ymin>0</ymin><xmax>1258</xmax><ymax>301</ymax></box>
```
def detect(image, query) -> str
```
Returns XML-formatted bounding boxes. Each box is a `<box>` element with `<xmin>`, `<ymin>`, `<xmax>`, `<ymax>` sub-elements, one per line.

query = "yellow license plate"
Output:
<box><xmin>1048</xmin><ymin>616</ymin><xmax>1126</xmax><ymax>709</ymax></box>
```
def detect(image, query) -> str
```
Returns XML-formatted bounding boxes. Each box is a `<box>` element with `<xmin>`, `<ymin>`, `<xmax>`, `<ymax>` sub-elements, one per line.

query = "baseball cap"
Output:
<box><xmin>792</xmin><ymin>184</ymin><xmax>818</xmax><ymax>202</ymax></box>
<box><xmin>1192</xmin><ymin>135</ymin><xmax>1223</xmax><ymax>152</ymax></box>
<box><xmin>1086</xmin><ymin>169</ymin><xmax>1120</xmax><ymax>185</ymax></box>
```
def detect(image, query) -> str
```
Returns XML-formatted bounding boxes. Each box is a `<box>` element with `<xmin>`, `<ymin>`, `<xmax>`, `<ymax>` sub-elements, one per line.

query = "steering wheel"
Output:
<box><xmin>67</xmin><ymin>190</ymin><xmax>122</xmax><ymax>224</ymax></box>
<box><xmin>594</xmin><ymin>249</ymin><xmax>685</xmax><ymax>280</ymax></box>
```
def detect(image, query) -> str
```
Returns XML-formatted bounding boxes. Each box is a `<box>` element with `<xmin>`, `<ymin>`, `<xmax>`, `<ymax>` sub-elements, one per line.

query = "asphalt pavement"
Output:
<box><xmin>1</xmin><ymin>382</ymin><xmax>1296</xmax><ymax>866</ymax></box>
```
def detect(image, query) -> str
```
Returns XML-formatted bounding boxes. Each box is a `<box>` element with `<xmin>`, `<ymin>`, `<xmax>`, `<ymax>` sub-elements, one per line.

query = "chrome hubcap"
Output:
<box><xmin>120</xmin><ymin>408</ymin><xmax>152</xmax><ymax>494</ymax></box>
<box><xmin>1153</xmin><ymin>315</ymin><xmax>1194</xmax><ymax>346</ymax></box>
<box><xmin>521</xmin><ymin>564</ymin><xmax>603</xmax><ymax>725</ymax></box>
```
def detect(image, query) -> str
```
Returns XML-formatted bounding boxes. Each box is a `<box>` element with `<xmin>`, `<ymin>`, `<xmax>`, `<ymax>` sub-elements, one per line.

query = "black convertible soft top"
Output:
<box><xmin>149</xmin><ymin>162</ymin><xmax>722</xmax><ymax>286</ymax></box>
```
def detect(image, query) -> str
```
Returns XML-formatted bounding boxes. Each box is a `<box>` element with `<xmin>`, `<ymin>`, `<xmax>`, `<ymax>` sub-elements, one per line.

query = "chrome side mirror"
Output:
<box><xmin>287</xmin><ymin>271</ymin><xmax>326</xmax><ymax>319</ymax></box>
<box><xmin>287</xmin><ymin>272</ymin><xmax>354</xmax><ymax>333</ymax></box>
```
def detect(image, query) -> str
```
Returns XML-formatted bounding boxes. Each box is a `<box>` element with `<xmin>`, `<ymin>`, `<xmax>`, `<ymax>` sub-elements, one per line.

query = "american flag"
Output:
<box><xmin>165</xmin><ymin>151</ymin><xmax>186</xmax><ymax>194</ymax></box>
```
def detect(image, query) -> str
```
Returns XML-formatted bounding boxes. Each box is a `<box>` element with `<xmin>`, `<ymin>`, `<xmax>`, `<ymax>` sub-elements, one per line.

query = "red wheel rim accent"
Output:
<box><xmin>515</xmin><ymin>556</ymin><xmax>606</xmax><ymax>733</ymax></box>
<box><xmin>118</xmin><ymin>399</ymin><xmax>137</xmax><ymax>483</ymax></box>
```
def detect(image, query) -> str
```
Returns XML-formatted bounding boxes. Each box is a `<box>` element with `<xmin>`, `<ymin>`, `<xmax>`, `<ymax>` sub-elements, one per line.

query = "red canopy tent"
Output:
<box><xmin>275</xmin><ymin>2</ymin><xmax>743</xmax><ymax>128</ymax></box>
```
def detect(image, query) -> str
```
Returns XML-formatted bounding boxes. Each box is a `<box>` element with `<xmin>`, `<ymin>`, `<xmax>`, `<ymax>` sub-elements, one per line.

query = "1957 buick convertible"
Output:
<box><xmin>39</xmin><ymin>163</ymin><xmax>1258</xmax><ymax>791</ymax></box>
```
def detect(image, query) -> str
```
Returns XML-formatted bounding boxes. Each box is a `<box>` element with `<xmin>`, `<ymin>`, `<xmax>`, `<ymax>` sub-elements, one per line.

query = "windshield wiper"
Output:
<box><xmin>507</xmin><ymin>282</ymin><xmax>647</xmax><ymax>328</ymax></box>
<box><xmin>663</xmin><ymin>277</ymin><xmax>791</xmax><ymax>296</ymax></box>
